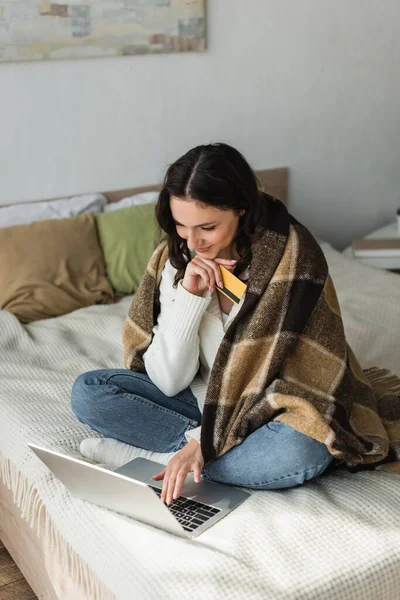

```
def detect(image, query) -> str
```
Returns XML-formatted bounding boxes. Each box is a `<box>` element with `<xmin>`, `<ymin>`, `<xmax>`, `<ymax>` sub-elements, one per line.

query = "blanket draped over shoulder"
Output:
<box><xmin>123</xmin><ymin>196</ymin><xmax>400</xmax><ymax>473</ymax></box>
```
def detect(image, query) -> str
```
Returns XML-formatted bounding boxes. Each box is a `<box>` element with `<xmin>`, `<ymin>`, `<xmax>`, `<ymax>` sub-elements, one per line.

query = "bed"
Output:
<box><xmin>1</xmin><ymin>168</ymin><xmax>399</xmax><ymax>600</ymax></box>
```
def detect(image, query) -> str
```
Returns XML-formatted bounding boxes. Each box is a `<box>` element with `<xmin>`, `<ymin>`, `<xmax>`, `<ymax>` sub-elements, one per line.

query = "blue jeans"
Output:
<box><xmin>71</xmin><ymin>369</ymin><xmax>334</xmax><ymax>490</ymax></box>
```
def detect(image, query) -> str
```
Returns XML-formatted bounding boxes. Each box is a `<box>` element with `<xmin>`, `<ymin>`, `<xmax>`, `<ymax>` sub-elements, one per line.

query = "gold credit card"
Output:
<box><xmin>216</xmin><ymin>265</ymin><xmax>247</xmax><ymax>304</ymax></box>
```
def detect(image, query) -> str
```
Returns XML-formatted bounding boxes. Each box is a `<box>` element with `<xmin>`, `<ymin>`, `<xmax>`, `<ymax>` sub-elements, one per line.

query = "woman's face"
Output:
<box><xmin>169</xmin><ymin>196</ymin><xmax>241</xmax><ymax>259</ymax></box>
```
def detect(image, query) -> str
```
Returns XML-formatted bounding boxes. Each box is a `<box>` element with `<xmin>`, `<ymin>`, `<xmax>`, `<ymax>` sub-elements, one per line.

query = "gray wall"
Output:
<box><xmin>1</xmin><ymin>0</ymin><xmax>399</xmax><ymax>249</ymax></box>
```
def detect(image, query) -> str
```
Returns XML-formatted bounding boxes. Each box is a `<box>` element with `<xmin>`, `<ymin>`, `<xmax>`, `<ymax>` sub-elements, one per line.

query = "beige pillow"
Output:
<box><xmin>0</xmin><ymin>213</ymin><xmax>114</xmax><ymax>323</ymax></box>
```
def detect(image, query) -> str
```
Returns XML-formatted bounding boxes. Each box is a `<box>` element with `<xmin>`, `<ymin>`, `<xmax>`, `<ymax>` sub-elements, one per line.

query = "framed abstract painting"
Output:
<box><xmin>0</xmin><ymin>0</ymin><xmax>206</xmax><ymax>63</ymax></box>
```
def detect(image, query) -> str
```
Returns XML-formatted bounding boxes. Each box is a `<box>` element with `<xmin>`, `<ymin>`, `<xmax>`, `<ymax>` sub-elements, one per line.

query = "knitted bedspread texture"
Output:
<box><xmin>0</xmin><ymin>242</ymin><xmax>399</xmax><ymax>600</ymax></box>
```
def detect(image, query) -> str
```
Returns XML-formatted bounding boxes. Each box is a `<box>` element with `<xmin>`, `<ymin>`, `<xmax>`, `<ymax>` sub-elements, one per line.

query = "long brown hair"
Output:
<box><xmin>155</xmin><ymin>142</ymin><xmax>271</xmax><ymax>287</ymax></box>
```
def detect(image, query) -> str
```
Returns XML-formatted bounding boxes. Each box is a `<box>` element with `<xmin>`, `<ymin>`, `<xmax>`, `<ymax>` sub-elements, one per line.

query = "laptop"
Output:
<box><xmin>29</xmin><ymin>444</ymin><xmax>250</xmax><ymax>539</ymax></box>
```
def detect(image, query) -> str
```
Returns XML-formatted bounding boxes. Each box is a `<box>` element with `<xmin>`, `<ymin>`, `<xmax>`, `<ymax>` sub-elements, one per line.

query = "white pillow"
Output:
<box><xmin>321</xmin><ymin>243</ymin><xmax>400</xmax><ymax>376</ymax></box>
<box><xmin>104</xmin><ymin>191</ymin><xmax>159</xmax><ymax>212</ymax></box>
<box><xmin>314</xmin><ymin>236</ymin><xmax>333</xmax><ymax>249</ymax></box>
<box><xmin>0</xmin><ymin>193</ymin><xmax>108</xmax><ymax>229</ymax></box>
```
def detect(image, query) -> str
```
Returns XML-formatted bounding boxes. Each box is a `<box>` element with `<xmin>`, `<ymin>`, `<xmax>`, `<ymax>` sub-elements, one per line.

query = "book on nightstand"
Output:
<box><xmin>352</xmin><ymin>238</ymin><xmax>400</xmax><ymax>258</ymax></box>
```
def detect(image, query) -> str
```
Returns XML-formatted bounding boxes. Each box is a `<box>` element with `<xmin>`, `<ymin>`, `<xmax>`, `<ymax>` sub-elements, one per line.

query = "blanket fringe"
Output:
<box><xmin>364</xmin><ymin>367</ymin><xmax>400</xmax><ymax>396</ymax></box>
<box><xmin>0</xmin><ymin>451</ymin><xmax>115</xmax><ymax>600</ymax></box>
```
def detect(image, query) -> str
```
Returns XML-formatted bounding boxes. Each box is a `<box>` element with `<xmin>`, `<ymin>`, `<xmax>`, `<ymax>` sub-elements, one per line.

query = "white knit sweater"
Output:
<box><xmin>142</xmin><ymin>258</ymin><xmax>249</xmax><ymax>444</ymax></box>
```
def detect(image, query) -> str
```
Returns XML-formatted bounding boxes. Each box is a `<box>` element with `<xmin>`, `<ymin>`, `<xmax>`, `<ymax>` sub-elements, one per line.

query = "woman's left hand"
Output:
<box><xmin>151</xmin><ymin>439</ymin><xmax>204</xmax><ymax>505</ymax></box>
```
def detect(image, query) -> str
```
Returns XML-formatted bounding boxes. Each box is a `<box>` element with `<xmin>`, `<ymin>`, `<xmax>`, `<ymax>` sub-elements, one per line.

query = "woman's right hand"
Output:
<box><xmin>182</xmin><ymin>255</ymin><xmax>237</xmax><ymax>296</ymax></box>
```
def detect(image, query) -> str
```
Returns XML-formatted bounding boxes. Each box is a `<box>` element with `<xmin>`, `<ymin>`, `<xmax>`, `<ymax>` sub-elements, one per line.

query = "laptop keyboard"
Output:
<box><xmin>148</xmin><ymin>484</ymin><xmax>221</xmax><ymax>532</ymax></box>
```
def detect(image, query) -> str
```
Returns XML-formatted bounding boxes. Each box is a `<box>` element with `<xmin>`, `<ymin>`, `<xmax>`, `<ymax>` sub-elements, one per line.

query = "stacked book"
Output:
<box><xmin>352</xmin><ymin>238</ymin><xmax>400</xmax><ymax>270</ymax></box>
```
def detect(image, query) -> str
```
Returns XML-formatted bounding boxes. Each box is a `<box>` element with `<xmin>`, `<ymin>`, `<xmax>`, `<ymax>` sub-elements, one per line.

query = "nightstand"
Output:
<box><xmin>343</xmin><ymin>221</ymin><xmax>400</xmax><ymax>273</ymax></box>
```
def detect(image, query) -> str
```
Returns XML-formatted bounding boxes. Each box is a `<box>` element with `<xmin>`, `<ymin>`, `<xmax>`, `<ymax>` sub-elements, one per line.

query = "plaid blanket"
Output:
<box><xmin>123</xmin><ymin>197</ymin><xmax>400</xmax><ymax>473</ymax></box>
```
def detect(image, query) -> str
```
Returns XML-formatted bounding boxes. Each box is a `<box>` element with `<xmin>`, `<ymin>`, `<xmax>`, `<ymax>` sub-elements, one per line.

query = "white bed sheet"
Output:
<box><xmin>0</xmin><ymin>242</ymin><xmax>399</xmax><ymax>600</ymax></box>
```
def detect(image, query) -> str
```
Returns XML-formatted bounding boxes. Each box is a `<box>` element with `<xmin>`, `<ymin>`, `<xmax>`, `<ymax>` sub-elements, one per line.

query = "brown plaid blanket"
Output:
<box><xmin>123</xmin><ymin>197</ymin><xmax>400</xmax><ymax>473</ymax></box>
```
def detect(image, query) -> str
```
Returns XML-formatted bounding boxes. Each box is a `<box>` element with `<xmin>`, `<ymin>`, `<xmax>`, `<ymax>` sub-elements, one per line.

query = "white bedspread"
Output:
<box><xmin>0</xmin><ymin>242</ymin><xmax>399</xmax><ymax>600</ymax></box>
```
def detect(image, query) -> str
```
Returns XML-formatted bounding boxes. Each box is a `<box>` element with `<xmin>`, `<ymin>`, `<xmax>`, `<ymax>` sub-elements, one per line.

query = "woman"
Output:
<box><xmin>72</xmin><ymin>143</ymin><xmax>395</xmax><ymax>506</ymax></box>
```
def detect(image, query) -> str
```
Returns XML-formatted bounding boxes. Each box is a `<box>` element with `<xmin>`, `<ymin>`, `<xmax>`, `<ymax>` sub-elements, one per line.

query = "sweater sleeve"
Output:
<box><xmin>184</xmin><ymin>425</ymin><xmax>201</xmax><ymax>444</ymax></box>
<box><xmin>142</xmin><ymin>260</ymin><xmax>212</xmax><ymax>398</ymax></box>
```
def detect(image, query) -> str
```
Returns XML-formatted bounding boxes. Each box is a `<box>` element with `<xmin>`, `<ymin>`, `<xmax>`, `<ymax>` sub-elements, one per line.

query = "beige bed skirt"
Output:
<box><xmin>0</xmin><ymin>453</ymin><xmax>115</xmax><ymax>600</ymax></box>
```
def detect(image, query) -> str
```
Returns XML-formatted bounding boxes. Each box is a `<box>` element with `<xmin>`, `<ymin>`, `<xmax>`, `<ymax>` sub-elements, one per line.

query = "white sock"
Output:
<box><xmin>79</xmin><ymin>437</ymin><xmax>178</xmax><ymax>471</ymax></box>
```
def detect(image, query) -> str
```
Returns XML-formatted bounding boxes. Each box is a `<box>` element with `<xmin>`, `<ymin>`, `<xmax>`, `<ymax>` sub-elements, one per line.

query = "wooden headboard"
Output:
<box><xmin>5</xmin><ymin>167</ymin><xmax>288</xmax><ymax>207</ymax></box>
<box><xmin>103</xmin><ymin>167</ymin><xmax>289</xmax><ymax>206</ymax></box>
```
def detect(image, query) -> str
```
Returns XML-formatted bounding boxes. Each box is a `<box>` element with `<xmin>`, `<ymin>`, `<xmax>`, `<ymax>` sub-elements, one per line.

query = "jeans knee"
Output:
<box><xmin>201</xmin><ymin>423</ymin><xmax>335</xmax><ymax>490</ymax></box>
<box><xmin>71</xmin><ymin>372</ymin><xmax>97</xmax><ymax>421</ymax></box>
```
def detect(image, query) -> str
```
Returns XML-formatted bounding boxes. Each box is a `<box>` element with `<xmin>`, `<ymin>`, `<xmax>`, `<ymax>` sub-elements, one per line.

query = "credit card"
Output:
<box><xmin>216</xmin><ymin>265</ymin><xmax>247</xmax><ymax>304</ymax></box>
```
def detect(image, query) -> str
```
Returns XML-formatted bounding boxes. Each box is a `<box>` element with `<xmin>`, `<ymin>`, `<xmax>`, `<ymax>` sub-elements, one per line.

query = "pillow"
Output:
<box><xmin>320</xmin><ymin>242</ymin><xmax>400</xmax><ymax>375</ymax></box>
<box><xmin>0</xmin><ymin>193</ymin><xmax>108</xmax><ymax>229</ymax></box>
<box><xmin>314</xmin><ymin>236</ymin><xmax>332</xmax><ymax>248</ymax></box>
<box><xmin>0</xmin><ymin>213</ymin><xmax>114</xmax><ymax>323</ymax></box>
<box><xmin>104</xmin><ymin>191</ymin><xmax>158</xmax><ymax>212</ymax></box>
<box><xmin>95</xmin><ymin>203</ymin><xmax>165</xmax><ymax>295</ymax></box>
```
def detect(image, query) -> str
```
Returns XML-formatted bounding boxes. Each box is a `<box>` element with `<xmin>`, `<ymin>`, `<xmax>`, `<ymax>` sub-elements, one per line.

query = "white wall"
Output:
<box><xmin>1</xmin><ymin>0</ymin><xmax>399</xmax><ymax>249</ymax></box>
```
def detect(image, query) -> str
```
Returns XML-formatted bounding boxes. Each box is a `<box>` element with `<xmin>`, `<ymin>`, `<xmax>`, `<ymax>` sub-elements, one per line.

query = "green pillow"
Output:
<box><xmin>95</xmin><ymin>203</ymin><xmax>165</xmax><ymax>295</ymax></box>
